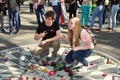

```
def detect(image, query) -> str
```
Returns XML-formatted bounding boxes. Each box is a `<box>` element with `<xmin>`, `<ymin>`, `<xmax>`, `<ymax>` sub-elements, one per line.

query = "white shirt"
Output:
<box><xmin>51</xmin><ymin>0</ymin><xmax>60</xmax><ymax>6</ymax></box>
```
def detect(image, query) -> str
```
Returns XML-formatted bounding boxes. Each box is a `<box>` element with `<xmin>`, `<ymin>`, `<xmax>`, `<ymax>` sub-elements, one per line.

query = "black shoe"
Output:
<box><xmin>106</xmin><ymin>27</ymin><xmax>111</xmax><ymax>30</ymax></box>
<box><xmin>14</xmin><ymin>31</ymin><xmax>19</xmax><ymax>34</ymax></box>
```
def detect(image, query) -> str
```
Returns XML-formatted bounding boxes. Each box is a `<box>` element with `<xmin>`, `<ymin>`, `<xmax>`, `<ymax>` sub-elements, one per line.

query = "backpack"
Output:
<box><xmin>86</xmin><ymin>29</ymin><xmax>97</xmax><ymax>46</ymax></box>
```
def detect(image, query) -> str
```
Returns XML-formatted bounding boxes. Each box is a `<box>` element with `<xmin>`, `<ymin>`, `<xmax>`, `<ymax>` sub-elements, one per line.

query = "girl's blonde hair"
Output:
<box><xmin>68</xmin><ymin>17</ymin><xmax>83</xmax><ymax>47</ymax></box>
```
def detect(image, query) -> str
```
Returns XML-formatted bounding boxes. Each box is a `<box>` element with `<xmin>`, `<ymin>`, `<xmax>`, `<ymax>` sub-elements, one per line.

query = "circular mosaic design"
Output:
<box><xmin>0</xmin><ymin>45</ymin><xmax>119</xmax><ymax>80</ymax></box>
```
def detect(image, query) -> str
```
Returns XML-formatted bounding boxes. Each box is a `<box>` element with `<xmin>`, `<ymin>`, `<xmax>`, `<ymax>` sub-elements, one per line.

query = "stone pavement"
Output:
<box><xmin>0</xmin><ymin>1</ymin><xmax>120</xmax><ymax>80</ymax></box>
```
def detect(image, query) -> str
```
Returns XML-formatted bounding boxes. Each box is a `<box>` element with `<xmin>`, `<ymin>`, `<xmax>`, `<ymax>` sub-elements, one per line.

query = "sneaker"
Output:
<box><xmin>14</xmin><ymin>31</ymin><xmax>19</xmax><ymax>34</ymax></box>
<box><xmin>66</xmin><ymin>63</ymin><xmax>74</xmax><ymax>68</ymax></box>
<box><xmin>1</xmin><ymin>28</ymin><xmax>7</xmax><ymax>33</ymax></box>
<box><xmin>77</xmin><ymin>66</ymin><xmax>88</xmax><ymax>72</ymax></box>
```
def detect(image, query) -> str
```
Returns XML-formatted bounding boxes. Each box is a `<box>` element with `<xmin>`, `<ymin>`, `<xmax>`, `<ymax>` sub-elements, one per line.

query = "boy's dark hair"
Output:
<box><xmin>45</xmin><ymin>10</ymin><xmax>56</xmax><ymax>20</ymax></box>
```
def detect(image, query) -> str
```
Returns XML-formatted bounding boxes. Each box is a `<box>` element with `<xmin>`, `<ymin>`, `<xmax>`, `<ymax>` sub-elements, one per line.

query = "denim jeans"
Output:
<box><xmin>109</xmin><ymin>4</ymin><xmax>119</xmax><ymax>29</ymax></box>
<box><xmin>9</xmin><ymin>10</ymin><xmax>19</xmax><ymax>33</ymax></box>
<box><xmin>35</xmin><ymin>4</ymin><xmax>45</xmax><ymax>26</ymax></box>
<box><xmin>0</xmin><ymin>11</ymin><xmax>4</xmax><ymax>29</ymax></box>
<box><xmin>90</xmin><ymin>5</ymin><xmax>105</xmax><ymax>29</ymax></box>
<box><xmin>52</xmin><ymin>2</ymin><xmax>61</xmax><ymax>24</ymax></box>
<box><xmin>81</xmin><ymin>5</ymin><xmax>92</xmax><ymax>26</ymax></box>
<box><xmin>65</xmin><ymin>49</ymin><xmax>93</xmax><ymax>66</ymax></box>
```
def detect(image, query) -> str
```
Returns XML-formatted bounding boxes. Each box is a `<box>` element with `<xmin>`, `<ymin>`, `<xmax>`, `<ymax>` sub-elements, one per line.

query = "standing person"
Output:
<box><xmin>69</xmin><ymin>0</ymin><xmax>77</xmax><ymax>19</ymax></box>
<box><xmin>12</xmin><ymin>0</ymin><xmax>21</xmax><ymax>28</ymax></box>
<box><xmin>81</xmin><ymin>0</ymin><xmax>92</xmax><ymax>27</ymax></box>
<box><xmin>29</xmin><ymin>0</ymin><xmax>34</xmax><ymax>13</ymax></box>
<box><xmin>0</xmin><ymin>0</ymin><xmax>6</xmax><ymax>33</ymax></box>
<box><xmin>33</xmin><ymin>0</ymin><xmax>45</xmax><ymax>26</ymax></box>
<box><xmin>107</xmin><ymin>0</ymin><xmax>120</xmax><ymax>32</ymax></box>
<box><xmin>65</xmin><ymin>17</ymin><xmax>94</xmax><ymax>70</ymax></box>
<box><xmin>90</xmin><ymin>0</ymin><xmax>105</xmax><ymax>31</ymax></box>
<box><xmin>7</xmin><ymin>0</ymin><xmax>20</xmax><ymax>35</ymax></box>
<box><xmin>102</xmin><ymin>0</ymin><xmax>109</xmax><ymax>24</ymax></box>
<box><xmin>51</xmin><ymin>0</ymin><xmax>61</xmax><ymax>24</ymax></box>
<box><xmin>34</xmin><ymin>10</ymin><xmax>61</xmax><ymax>61</ymax></box>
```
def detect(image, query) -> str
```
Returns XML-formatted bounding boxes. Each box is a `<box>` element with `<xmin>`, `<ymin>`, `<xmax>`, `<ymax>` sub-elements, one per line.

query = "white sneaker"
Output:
<box><xmin>66</xmin><ymin>63</ymin><xmax>74</xmax><ymax>67</ymax></box>
<box><xmin>77</xmin><ymin>66</ymin><xmax>89</xmax><ymax>72</ymax></box>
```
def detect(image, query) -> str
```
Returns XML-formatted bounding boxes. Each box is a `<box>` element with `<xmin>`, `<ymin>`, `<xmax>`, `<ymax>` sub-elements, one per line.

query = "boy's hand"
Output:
<box><xmin>41</xmin><ymin>31</ymin><xmax>47</xmax><ymax>38</ymax></box>
<box><xmin>41</xmin><ymin>40</ymin><xmax>47</xmax><ymax>45</ymax></box>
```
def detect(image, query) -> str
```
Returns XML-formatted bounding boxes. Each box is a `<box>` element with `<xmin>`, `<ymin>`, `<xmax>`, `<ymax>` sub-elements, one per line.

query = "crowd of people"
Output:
<box><xmin>0</xmin><ymin>0</ymin><xmax>120</xmax><ymax>71</ymax></box>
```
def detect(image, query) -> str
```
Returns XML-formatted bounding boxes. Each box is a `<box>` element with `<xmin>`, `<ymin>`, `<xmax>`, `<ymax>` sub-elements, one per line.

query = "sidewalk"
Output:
<box><xmin>0</xmin><ymin>1</ymin><xmax>120</xmax><ymax>80</ymax></box>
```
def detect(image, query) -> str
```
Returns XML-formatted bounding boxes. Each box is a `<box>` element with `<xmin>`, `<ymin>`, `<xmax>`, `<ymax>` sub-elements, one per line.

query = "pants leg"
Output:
<box><xmin>39</xmin><ymin>4</ymin><xmax>45</xmax><ymax>22</ymax></box>
<box><xmin>86</xmin><ymin>6</ymin><xmax>92</xmax><ymax>26</ymax></box>
<box><xmin>0</xmin><ymin>11</ymin><xmax>4</xmax><ymax>29</ymax></box>
<box><xmin>50</xmin><ymin>40</ymin><xmax>60</xmax><ymax>56</ymax></box>
<box><xmin>35</xmin><ymin>8</ymin><xmax>41</xmax><ymax>26</ymax></box>
<box><xmin>111</xmin><ymin>5</ymin><xmax>119</xmax><ymax>29</ymax></box>
<box><xmin>81</xmin><ymin>5</ymin><xmax>86</xmax><ymax>26</ymax></box>
<box><xmin>73</xmin><ymin>49</ymin><xmax>93</xmax><ymax>66</ymax></box>
<box><xmin>98</xmin><ymin>5</ymin><xmax>105</xmax><ymax>29</ymax></box>
<box><xmin>14</xmin><ymin>11</ymin><xmax>19</xmax><ymax>32</ymax></box>
<box><xmin>53</xmin><ymin>3</ymin><xmax>61</xmax><ymax>23</ymax></box>
<box><xmin>90</xmin><ymin>6</ymin><xmax>99</xmax><ymax>28</ymax></box>
<box><xmin>65</xmin><ymin>50</ymin><xmax>75</xmax><ymax>64</ymax></box>
<box><xmin>9</xmin><ymin>11</ymin><xmax>14</xmax><ymax>33</ymax></box>
<box><xmin>34</xmin><ymin>40</ymin><xmax>60</xmax><ymax>56</ymax></box>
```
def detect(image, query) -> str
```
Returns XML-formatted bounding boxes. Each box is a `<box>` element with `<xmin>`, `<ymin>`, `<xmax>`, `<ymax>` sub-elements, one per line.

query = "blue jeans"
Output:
<box><xmin>35</xmin><ymin>4</ymin><xmax>45</xmax><ymax>26</ymax></box>
<box><xmin>52</xmin><ymin>2</ymin><xmax>61</xmax><ymax>24</ymax></box>
<box><xmin>81</xmin><ymin>5</ymin><xmax>92</xmax><ymax>26</ymax></box>
<box><xmin>65</xmin><ymin>49</ymin><xmax>93</xmax><ymax>66</ymax></box>
<box><xmin>109</xmin><ymin>4</ymin><xmax>119</xmax><ymax>29</ymax></box>
<box><xmin>90</xmin><ymin>5</ymin><xmax>105</xmax><ymax>29</ymax></box>
<box><xmin>9</xmin><ymin>10</ymin><xmax>19</xmax><ymax>33</ymax></box>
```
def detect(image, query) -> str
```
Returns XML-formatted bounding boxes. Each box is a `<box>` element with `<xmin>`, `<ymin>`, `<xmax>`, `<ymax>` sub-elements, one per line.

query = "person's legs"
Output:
<box><xmin>9</xmin><ymin>11</ymin><xmax>14</xmax><ymax>34</ymax></box>
<box><xmin>85</xmin><ymin>6</ymin><xmax>92</xmax><ymax>26</ymax></box>
<box><xmin>30</xmin><ymin>3</ymin><xmax>33</xmax><ymax>13</ymax></box>
<box><xmin>111</xmin><ymin>5</ymin><xmax>119</xmax><ymax>30</ymax></box>
<box><xmin>103</xmin><ymin>5</ymin><xmax>108</xmax><ymax>24</ymax></box>
<box><xmin>108</xmin><ymin>10</ymin><xmax>112</xmax><ymax>29</ymax></box>
<box><xmin>18</xmin><ymin>14</ymin><xmax>21</xmax><ymax>28</ymax></box>
<box><xmin>81</xmin><ymin>5</ymin><xmax>86</xmax><ymax>26</ymax></box>
<box><xmin>98</xmin><ymin>5</ymin><xmax>105</xmax><ymax>29</ymax></box>
<box><xmin>35</xmin><ymin>8</ymin><xmax>41</xmax><ymax>26</ymax></box>
<box><xmin>39</xmin><ymin>4</ymin><xmax>45</xmax><ymax>22</ymax></box>
<box><xmin>14</xmin><ymin>11</ymin><xmax>19</xmax><ymax>33</ymax></box>
<box><xmin>73</xmin><ymin>49</ymin><xmax>92</xmax><ymax>66</ymax></box>
<box><xmin>65</xmin><ymin>50</ymin><xmax>75</xmax><ymax>64</ymax></box>
<box><xmin>34</xmin><ymin>42</ymin><xmax>50</xmax><ymax>56</ymax></box>
<box><xmin>73</xmin><ymin>10</ymin><xmax>76</xmax><ymax>17</ymax></box>
<box><xmin>53</xmin><ymin>3</ymin><xmax>61</xmax><ymax>23</ymax></box>
<box><xmin>90</xmin><ymin>6</ymin><xmax>99</xmax><ymax>29</ymax></box>
<box><xmin>50</xmin><ymin>40</ymin><xmax>60</xmax><ymax>56</ymax></box>
<box><xmin>0</xmin><ymin>11</ymin><xmax>5</xmax><ymax>32</ymax></box>
<box><xmin>69</xmin><ymin>11</ymin><xmax>72</xmax><ymax>19</ymax></box>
